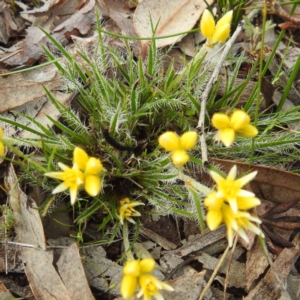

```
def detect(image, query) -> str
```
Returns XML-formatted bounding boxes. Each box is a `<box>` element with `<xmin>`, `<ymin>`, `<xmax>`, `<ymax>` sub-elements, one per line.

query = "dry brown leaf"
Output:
<box><xmin>246</xmin><ymin>238</ymin><xmax>269</xmax><ymax>291</ymax></box>
<box><xmin>160</xmin><ymin>271</ymin><xmax>208</xmax><ymax>300</ymax></box>
<box><xmin>0</xmin><ymin>65</ymin><xmax>65</xmax><ymax>113</ymax></box>
<box><xmin>0</xmin><ymin>64</ymin><xmax>72</xmax><ymax>138</ymax></box>
<box><xmin>0</xmin><ymin>2</ymin><xmax>18</xmax><ymax>44</ymax></box>
<box><xmin>197</xmin><ymin>252</ymin><xmax>246</xmax><ymax>288</ymax></box>
<box><xmin>25</xmin><ymin>0</ymin><xmax>68</xmax><ymax>14</ymax></box>
<box><xmin>177</xmin><ymin>34</ymin><xmax>196</xmax><ymax>57</ymax></box>
<box><xmin>0</xmin><ymin>282</ymin><xmax>14</xmax><ymax>299</ymax></box>
<box><xmin>133</xmin><ymin>0</ymin><xmax>213</xmax><ymax>50</ymax></box>
<box><xmin>56</xmin><ymin>243</ymin><xmax>95</xmax><ymax>300</ymax></box>
<box><xmin>102</xmin><ymin>0</ymin><xmax>141</xmax><ymax>56</ymax></box>
<box><xmin>5</xmin><ymin>164</ymin><xmax>72</xmax><ymax>300</ymax></box>
<box><xmin>139</xmin><ymin>227</ymin><xmax>177</xmax><ymax>250</ymax></box>
<box><xmin>3</xmin><ymin>0</ymin><xmax>95</xmax><ymax>67</ymax></box>
<box><xmin>246</xmin><ymin>198</ymin><xmax>300</xmax><ymax>296</ymax></box>
<box><xmin>1</xmin><ymin>26</ymin><xmax>46</xmax><ymax>66</ymax></box>
<box><xmin>52</xmin><ymin>0</ymin><xmax>96</xmax><ymax>46</ymax></box>
<box><xmin>83</xmin><ymin>245</ymin><xmax>123</xmax><ymax>296</ymax></box>
<box><xmin>20</xmin><ymin>0</ymin><xmax>83</xmax><ymax>28</ymax></box>
<box><xmin>175</xmin><ymin>226</ymin><xmax>227</xmax><ymax>257</ymax></box>
<box><xmin>245</xmin><ymin>233</ymin><xmax>300</xmax><ymax>300</ymax></box>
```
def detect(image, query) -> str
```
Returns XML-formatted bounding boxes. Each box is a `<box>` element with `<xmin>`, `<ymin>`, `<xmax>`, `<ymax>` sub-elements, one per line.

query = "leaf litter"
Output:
<box><xmin>1</xmin><ymin>1</ymin><xmax>300</xmax><ymax>300</ymax></box>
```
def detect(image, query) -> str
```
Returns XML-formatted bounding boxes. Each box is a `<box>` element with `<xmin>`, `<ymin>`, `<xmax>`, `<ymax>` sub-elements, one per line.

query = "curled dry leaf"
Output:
<box><xmin>5</xmin><ymin>164</ymin><xmax>71</xmax><ymax>299</ymax></box>
<box><xmin>133</xmin><ymin>0</ymin><xmax>213</xmax><ymax>51</ymax></box>
<box><xmin>0</xmin><ymin>2</ymin><xmax>23</xmax><ymax>45</ymax></box>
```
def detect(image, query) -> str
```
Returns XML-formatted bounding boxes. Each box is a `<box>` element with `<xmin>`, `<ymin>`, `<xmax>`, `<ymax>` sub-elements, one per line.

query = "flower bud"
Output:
<box><xmin>200</xmin><ymin>9</ymin><xmax>215</xmax><ymax>38</ymax></box>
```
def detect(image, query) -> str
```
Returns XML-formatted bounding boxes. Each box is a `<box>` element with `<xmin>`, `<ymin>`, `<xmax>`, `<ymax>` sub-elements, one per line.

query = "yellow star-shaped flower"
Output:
<box><xmin>45</xmin><ymin>147</ymin><xmax>103</xmax><ymax>204</ymax></box>
<box><xmin>118</xmin><ymin>198</ymin><xmax>145</xmax><ymax>225</ymax></box>
<box><xmin>120</xmin><ymin>258</ymin><xmax>173</xmax><ymax>300</ymax></box>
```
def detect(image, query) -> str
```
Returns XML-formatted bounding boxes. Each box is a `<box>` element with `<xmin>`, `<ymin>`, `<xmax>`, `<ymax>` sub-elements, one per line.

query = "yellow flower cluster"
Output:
<box><xmin>118</xmin><ymin>198</ymin><xmax>145</xmax><ymax>225</ymax></box>
<box><xmin>45</xmin><ymin>147</ymin><xmax>103</xmax><ymax>205</ymax></box>
<box><xmin>158</xmin><ymin>131</ymin><xmax>198</xmax><ymax>166</ymax></box>
<box><xmin>0</xmin><ymin>128</ymin><xmax>4</xmax><ymax>156</ymax></box>
<box><xmin>121</xmin><ymin>258</ymin><xmax>174</xmax><ymax>300</ymax></box>
<box><xmin>212</xmin><ymin>110</ymin><xmax>258</xmax><ymax>147</ymax></box>
<box><xmin>204</xmin><ymin>165</ymin><xmax>263</xmax><ymax>247</ymax></box>
<box><xmin>200</xmin><ymin>9</ymin><xmax>233</xmax><ymax>47</ymax></box>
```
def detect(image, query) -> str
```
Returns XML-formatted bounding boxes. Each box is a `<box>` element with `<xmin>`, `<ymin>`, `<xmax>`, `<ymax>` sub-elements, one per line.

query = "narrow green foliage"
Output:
<box><xmin>3</xmin><ymin>6</ymin><xmax>300</xmax><ymax>253</ymax></box>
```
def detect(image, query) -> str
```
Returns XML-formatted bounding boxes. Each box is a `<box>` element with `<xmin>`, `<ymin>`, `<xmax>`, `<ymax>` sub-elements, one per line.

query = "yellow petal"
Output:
<box><xmin>209</xmin><ymin>170</ymin><xmax>224</xmax><ymax>185</ymax></box>
<box><xmin>227</xmin><ymin>198</ymin><xmax>238</xmax><ymax>214</ymax></box>
<box><xmin>120</xmin><ymin>275</ymin><xmax>137</xmax><ymax>299</ymax></box>
<box><xmin>160</xmin><ymin>281</ymin><xmax>174</xmax><ymax>292</ymax></box>
<box><xmin>236</xmin><ymin>196</ymin><xmax>261</xmax><ymax>210</ymax></box>
<box><xmin>243</xmin><ymin>220</ymin><xmax>263</xmax><ymax>236</ymax></box>
<box><xmin>69</xmin><ymin>185</ymin><xmax>79</xmax><ymax>205</ymax></box>
<box><xmin>212</xmin><ymin>113</ymin><xmax>230</xmax><ymax>129</ymax></box>
<box><xmin>206</xmin><ymin>209</ymin><xmax>223</xmax><ymax>230</ymax></box>
<box><xmin>200</xmin><ymin>9</ymin><xmax>215</xmax><ymax>38</ymax></box>
<box><xmin>0</xmin><ymin>142</ymin><xmax>4</xmax><ymax>156</ymax></box>
<box><xmin>171</xmin><ymin>150</ymin><xmax>189</xmax><ymax>166</ymax></box>
<box><xmin>123</xmin><ymin>260</ymin><xmax>140</xmax><ymax>276</ymax></box>
<box><xmin>212</xmin><ymin>23</ymin><xmax>230</xmax><ymax>43</ymax></box>
<box><xmin>44</xmin><ymin>171</ymin><xmax>65</xmax><ymax>180</ymax></box>
<box><xmin>227</xmin><ymin>165</ymin><xmax>237</xmax><ymax>180</ymax></box>
<box><xmin>230</xmin><ymin>110</ymin><xmax>250</xmax><ymax>131</ymax></box>
<box><xmin>219</xmin><ymin>128</ymin><xmax>235</xmax><ymax>147</ymax></box>
<box><xmin>236</xmin><ymin>170</ymin><xmax>257</xmax><ymax>187</ymax></box>
<box><xmin>223</xmin><ymin>214</ymin><xmax>236</xmax><ymax>247</ymax></box>
<box><xmin>139</xmin><ymin>258</ymin><xmax>156</xmax><ymax>273</ymax></box>
<box><xmin>58</xmin><ymin>162</ymin><xmax>71</xmax><ymax>172</ymax></box>
<box><xmin>179</xmin><ymin>131</ymin><xmax>198</xmax><ymax>150</ymax></box>
<box><xmin>215</xmin><ymin>10</ymin><xmax>233</xmax><ymax>31</ymax></box>
<box><xmin>158</xmin><ymin>132</ymin><xmax>180</xmax><ymax>151</ymax></box>
<box><xmin>204</xmin><ymin>192</ymin><xmax>224</xmax><ymax>210</ymax></box>
<box><xmin>73</xmin><ymin>147</ymin><xmax>89</xmax><ymax>171</ymax></box>
<box><xmin>237</xmin><ymin>227</ymin><xmax>249</xmax><ymax>243</ymax></box>
<box><xmin>52</xmin><ymin>182</ymin><xmax>69</xmax><ymax>194</ymax></box>
<box><xmin>84</xmin><ymin>174</ymin><xmax>101</xmax><ymax>196</ymax></box>
<box><xmin>237</xmin><ymin>124</ymin><xmax>258</xmax><ymax>137</ymax></box>
<box><xmin>0</xmin><ymin>127</ymin><xmax>3</xmax><ymax>138</ymax></box>
<box><xmin>85</xmin><ymin>157</ymin><xmax>103</xmax><ymax>174</ymax></box>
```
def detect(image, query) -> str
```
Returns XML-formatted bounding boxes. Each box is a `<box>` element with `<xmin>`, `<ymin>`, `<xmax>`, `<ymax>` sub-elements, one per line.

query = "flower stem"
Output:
<box><xmin>223</xmin><ymin>234</ymin><xmax>238</xmax><ymax>300</ymax></box>
<box><xmin>179</xmin><ymin>172</ymin><xmax>210</xmax><ymax>195</ymax></box>
<box><xmin>123</xmin><ymin>220</ymin><xmax>134</xmax><ymax>261</ymax></box>
<box><xmin>198</xmin><ymin>237</ymin><xmax>233</xmax><ymax>300</ymax></box>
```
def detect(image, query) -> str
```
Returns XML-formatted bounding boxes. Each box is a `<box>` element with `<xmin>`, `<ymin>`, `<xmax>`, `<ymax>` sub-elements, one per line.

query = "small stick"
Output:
<box><xmin>197</xmin><ymin>9</ymin><xmax>261</xmax><ymax>165</ymax></box>
<box><xmin>198</xmin><ymin>241</ymin><xmax>232</xmax><ymax>300</ymax></box>
<box><xmin>270</xmin><ymin>1</ymin><xmax>300</xmax><ymax>25</ymax></box>
<box><xmin>0</xmin><ymin>241</ymin><xmax>40</xmax><ymax>249</ymax></box>
<box><xmin>223</xmin><ymin>234</ymin><xmax>238</xmax><ymax>300</ymax></box>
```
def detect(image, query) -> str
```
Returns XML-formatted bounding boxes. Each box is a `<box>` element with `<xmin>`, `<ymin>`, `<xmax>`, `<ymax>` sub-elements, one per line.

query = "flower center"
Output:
<box><xmin>221</xmin><ymin>179</ymin><xmax>241</xmax><ymax>198</ymax></box>
<box><xmin>146</xmin><ymin>282</ymin><xmax>157</xmax><ymax>296</ymax></box>
<box><xmin>62</xmin><ymin>169</ymin><xmax>84</xmax><ymax>186</ymax></box>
